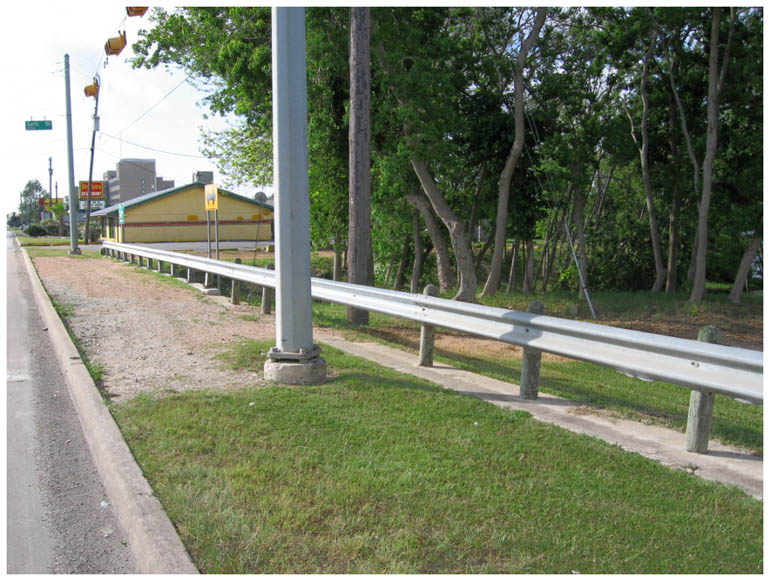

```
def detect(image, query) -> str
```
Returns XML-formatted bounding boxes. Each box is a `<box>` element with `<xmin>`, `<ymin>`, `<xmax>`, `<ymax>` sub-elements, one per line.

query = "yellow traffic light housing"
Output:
<box><xmin>126</xmin><ymin>7</ymin><xmax>148</xmax><ymax>17</ymax></box>
<box><xmin>84</xmin><ymin>81</ymin><xmax>99</xmax><ymax>98</ymax></box>
<box><xmin>105</xmin><ymin>31</ymin><xmax>127</xmax><ymax>56</ymax></box>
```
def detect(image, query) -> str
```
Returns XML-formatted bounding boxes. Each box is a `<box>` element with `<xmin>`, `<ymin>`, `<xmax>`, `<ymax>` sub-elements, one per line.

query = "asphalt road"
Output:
<box><xmin>6</xmin><ymin>231</ymin><xmax>136</xmax><ymax>573</ymax></box>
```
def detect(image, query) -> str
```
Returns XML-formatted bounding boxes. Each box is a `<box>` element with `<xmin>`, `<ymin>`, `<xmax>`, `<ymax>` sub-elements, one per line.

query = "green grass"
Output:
<box><xmin>26</xmin><ymin>247</ymin><xmax>103</xmax><ymax>259</ymax></box>
<box><xmin>310</xmin><ymin>301</ymin><xmax>763</xmax><ymax>454</ymax></box>
<box><xmin>112</xmin><ymin>340</ymin><xmax>762</xmax><ymax>574</ymax></box>
<box><xmin>17</xmin><ymin>235</ymin><xmax>77</xmax><ymax>246</ymax></box>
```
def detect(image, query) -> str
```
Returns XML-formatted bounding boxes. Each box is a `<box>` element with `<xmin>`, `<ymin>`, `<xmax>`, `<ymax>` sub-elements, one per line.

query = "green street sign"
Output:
<box><xmin>25</xmin><ymin>120</ymin><xmax>52</xmax><ymax>131</ymax></box>
<box><xmin>118</xmin><ymin>204</ymin><xmax>125</xmax><ymax>225</ymax></box>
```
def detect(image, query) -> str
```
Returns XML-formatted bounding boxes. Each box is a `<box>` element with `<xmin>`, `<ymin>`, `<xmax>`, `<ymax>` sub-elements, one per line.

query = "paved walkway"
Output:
<box><xmin>317</xmin><ymin>334</ymin><xmax>763</xmax><ymax>500</ymax></box>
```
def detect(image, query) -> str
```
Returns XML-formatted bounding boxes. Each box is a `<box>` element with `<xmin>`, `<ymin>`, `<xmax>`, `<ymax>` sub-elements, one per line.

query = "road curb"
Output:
<box><xmin>20</xmin><ymin>245</ymin><xmax>199</xmax><ymax>574</ymax></box>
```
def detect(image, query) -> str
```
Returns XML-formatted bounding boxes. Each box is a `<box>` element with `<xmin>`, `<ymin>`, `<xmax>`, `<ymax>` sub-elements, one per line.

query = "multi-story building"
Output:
<box><xmin>103</xmin><ymin>159</ymin><xmax>175</xmax><ymax>205</ymax></box>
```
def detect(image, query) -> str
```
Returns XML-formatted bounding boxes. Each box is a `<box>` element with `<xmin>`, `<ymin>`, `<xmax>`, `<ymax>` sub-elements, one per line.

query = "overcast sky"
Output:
<box><xmin>0</xmin><ymin>3</ymin><xmax>258</xmax><ymax>219</ymax></box>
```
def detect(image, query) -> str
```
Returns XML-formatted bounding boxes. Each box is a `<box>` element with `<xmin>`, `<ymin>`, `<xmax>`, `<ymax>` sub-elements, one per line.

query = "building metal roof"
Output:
<box><xmin>92</xmin><ymin>182</ymin><xmax>273</xmax><ymax>217</ymax></box>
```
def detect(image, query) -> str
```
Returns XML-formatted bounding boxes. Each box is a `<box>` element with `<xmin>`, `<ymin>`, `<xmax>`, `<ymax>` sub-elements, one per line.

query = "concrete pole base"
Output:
<box><xmin>264</xmin><ymin>357</ymin><xmax>327</xmax><ymax>385</ymax></box>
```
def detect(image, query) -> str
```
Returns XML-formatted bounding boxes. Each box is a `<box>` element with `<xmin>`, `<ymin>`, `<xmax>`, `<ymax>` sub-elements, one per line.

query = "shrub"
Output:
<box><xmin>40</xmin><ymin>219</ymin><xmax>62</xmax><ymax>236</ymax></box>
<box><xmin>26</xmin><ymin>223</ymin><xmax>47</xmax><ymax>237</ymax></box>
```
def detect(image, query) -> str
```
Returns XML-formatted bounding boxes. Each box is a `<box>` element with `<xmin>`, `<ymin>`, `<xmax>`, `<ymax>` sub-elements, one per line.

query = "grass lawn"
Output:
<box><xmin>112</xmin><ymin>340</ymin><xmax>762</xmax><ymax>574</ymax></box>
<box><xmin>16</xmin><ymin>235</ymin><xmax>75</xmax><ymax>246</ymax></box>
<box><xmin>311</xmin><ymin>300</ymin><xmax>763</xmax><ymax>455</ymax></box>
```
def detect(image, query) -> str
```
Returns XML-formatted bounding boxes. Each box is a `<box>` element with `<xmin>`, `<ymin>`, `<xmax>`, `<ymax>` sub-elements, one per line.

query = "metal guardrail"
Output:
<box><xmin>103</xmin><ymin>241</ymin><xmax>763</xmax><ymax>404</ymax></box>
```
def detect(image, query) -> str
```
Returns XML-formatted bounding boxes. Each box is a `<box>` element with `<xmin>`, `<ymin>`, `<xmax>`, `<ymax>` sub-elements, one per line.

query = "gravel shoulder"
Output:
<box><xmin>33</xmin><ymin>256</ymin><xmax>273</xmax><ymax>403</ymax></box>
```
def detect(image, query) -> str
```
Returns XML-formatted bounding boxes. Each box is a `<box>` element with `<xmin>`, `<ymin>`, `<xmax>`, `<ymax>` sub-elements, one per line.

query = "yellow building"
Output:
<box><xmin>93</xmin><ymin>183</ymin><xmax>273</xmax><ymax>243</ymax></box>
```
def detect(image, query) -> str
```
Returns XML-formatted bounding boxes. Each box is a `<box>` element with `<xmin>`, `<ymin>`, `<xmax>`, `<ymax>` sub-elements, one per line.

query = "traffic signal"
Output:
<box><xmin>105</xmin><ymin>31</ymin><xmax>127</xmax><ymax>56</ymax></box>
<box><xmin>84</xmin><ymin>80</ymin><xmax>99</xmax><ymax>98</ymax></box>
<box><xmin>126</xmin><ymin>7</ymin><xmax>148</xmax><ymax>17</ymax></box>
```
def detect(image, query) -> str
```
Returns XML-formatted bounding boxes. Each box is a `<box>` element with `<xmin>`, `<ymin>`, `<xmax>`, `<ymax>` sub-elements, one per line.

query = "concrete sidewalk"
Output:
<box><xmin>318</xmin><ymin>334</ymin><xmax>763</xmax><ymax>500</ymax></box>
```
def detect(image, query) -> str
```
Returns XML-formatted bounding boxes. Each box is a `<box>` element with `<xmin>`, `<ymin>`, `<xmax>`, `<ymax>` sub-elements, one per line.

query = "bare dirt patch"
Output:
<box><xmin>34</xmin><ymin>256</ymin><xmax>276</xmax><ymax>402</ymax></box>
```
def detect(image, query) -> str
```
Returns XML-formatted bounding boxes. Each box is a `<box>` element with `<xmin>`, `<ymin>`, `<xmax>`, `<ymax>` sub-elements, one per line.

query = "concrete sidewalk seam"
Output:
<box><xmin>20</xmin><ymin>245</ymin><xmax>198</xmax><ymax>574</ymax></box>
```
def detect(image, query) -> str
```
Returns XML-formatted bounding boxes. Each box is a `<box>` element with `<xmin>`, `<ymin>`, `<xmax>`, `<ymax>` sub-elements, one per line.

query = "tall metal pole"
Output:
<box><xmin>64</xmin><ymin>54</ymin><xmax>80</xmax><ymax>254</ymax></box>
<box><xmin>265</xmin><ymin>7</ymin><xmax>325</xmax><ymax>384</ymax></box>
<box><xmin>48</xmin><ymin>157</ymin><xmax>52</xmax><ymax>215</ymax></box>
<box><xmin>84</xmin><ymin>75</ymin><xmax>100</xmax><ymax>245</ymax></box>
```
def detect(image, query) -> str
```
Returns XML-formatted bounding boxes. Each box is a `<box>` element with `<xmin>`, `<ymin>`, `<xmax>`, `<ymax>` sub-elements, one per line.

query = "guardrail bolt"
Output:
<box><xmin>261</xmin><ymin>263</ymin><xmax>274</xmax><ymax>315</ymax></box>
<box><xmin>231</xmin><ymin>258</ymin><xmax>242</xmax><ymax>305</ymax></box>
<box><xmin>685</xmin><ymin>325</ymin><xmax>720</xmax><ymax>454</ymax></box>
<box><xmin>520</xmin><ymin>300</ymin><xmax>545</xmax><ymax>400</ymax></box>
<box><xmin>418</xmin><ymin>284</ymin><xmax>438</xmax><ymax>367</ymax></box>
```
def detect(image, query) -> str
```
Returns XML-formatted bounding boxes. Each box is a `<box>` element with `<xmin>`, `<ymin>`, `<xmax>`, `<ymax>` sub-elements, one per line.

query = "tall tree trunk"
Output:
<box><xmin>666</xmin><ymin>190</ymin><xmax>680</xmax><ymax>293</ymax></box>
<box><xmin>482</xmin><ymin>8</ymin><xmax>547</xmax><ymax>297</ymax></box>
<box><xmin>410</xmin><ymin>208</ymin><xmax>425</xmax><ymax>294</ymax></box>
<box><xmin>506</xmin><ymin>239</ymin><xmax>518</xmax><ymax>293</ymax></box>
<box><xmin>392</xmin><ymin>231</ymin><xmax>411</xmax><ymax>291</ymax></box>
<box><xmin>625</xmin><ymin>39</ymin><xmax>666</xmax><ymax>292</ymax></box>
<box><xmin>729</xmin><ymin>235</ymin><xmax>761</xmax><ymax>304</ymax></box>
<box><xmin>542</xmin><ymin>217</ymin><xmax>563</xmax><ymax>294</ymax></box>
<box><xmin>522</xmin><ymin>239</ymin><xmax>535</xmax><ymax>294</ymax></box>
<box><xmin>665</xmin><ymin>95</ymin><xmax>681</xmax><ymax>294</ymax></box>
<box><xmin>690</xmin><ymin>8</ymin><xmax>734</xmax><ymax>304</ymax></box>
<box><xmin>569</xmin><ymin>168</ymin><xmax>589</xmax><ymax>300</ymax></box>
<box><xmin>410</xmin><ymin>159</ymin><xmax>476</xmax><ymax>302</ymax></box>
<box><xmin>406</xmin><ymin>189</ymin><xmax>454</xmax><ymax>293</ymax></box>
<box><xmin>467</xmin><ymin>166</ymin><xmax>485</xmax><ymax>247</ymax></box>
<box><xmin>347</xmin><ymin>7</ymin><xmax>373</xmax><ymax>324</ymax></box>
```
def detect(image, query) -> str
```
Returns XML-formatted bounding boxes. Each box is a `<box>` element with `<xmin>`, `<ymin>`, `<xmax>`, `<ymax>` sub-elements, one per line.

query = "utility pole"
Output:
<box><xmin>84</xmin><ymin>75</ymin><xmax>100</xmax><ymax>244</ymax></box>
<box><xmin>264</xmin><ymin>7</ymin><xmax>326</xmax><ymax>385</ymax></box>
<box><xmin>48</xmin><ymin>156</ymin><xmax>53</xmax><ymax>208</ymax></box>
<box><xmin>64</xmin><ymin>54</ymin><xmax>80</xmax><ymax>254</ymax></box>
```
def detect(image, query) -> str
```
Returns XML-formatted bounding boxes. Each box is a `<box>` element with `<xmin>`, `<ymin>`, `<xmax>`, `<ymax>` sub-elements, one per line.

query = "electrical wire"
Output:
<box><xmin>98</xmin><ymin>133</ymin><xmax>208</xmax><ymax>158</ymax></box>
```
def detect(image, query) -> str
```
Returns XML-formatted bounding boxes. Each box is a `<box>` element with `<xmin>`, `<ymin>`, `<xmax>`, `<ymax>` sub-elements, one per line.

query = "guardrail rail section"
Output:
<box><xmin>103</xmin><ymin>241</ymin><xmax>763</xmax><ymax>428</ymax></box>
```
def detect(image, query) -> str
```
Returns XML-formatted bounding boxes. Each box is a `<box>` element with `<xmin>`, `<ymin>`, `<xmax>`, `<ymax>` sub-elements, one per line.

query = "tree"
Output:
<box><xmin>729</xmin><ymin>233</ymin><xmax>761</xmax><ymax>304</ymax></box>
<box><xmin>347</xmin><ymin>7</ymin><xmax>374</xmax><ymax>323</ymax></box>
<box><xmin>50</xmin><ymin>202</ymin><xmax>67</xmax><ymax>236</ymax></box>
<box><xmin>689</xmin><ymin>8</ymin><xmax>736</xmax><ymax>303</ymax></box>
<box><xmin>19</xmin><ymin>180</ymin><xmax>45</xmax><ymax>224</ymax></box>
<box><xmin>482</xmin><ymin>8</ymin><xmax>547</xmax><ymax>297</ymax></box>
<box><xmin>622</xmin><ymin>25</ymin><xmax>667</xmax><ymax>293</ymax></box>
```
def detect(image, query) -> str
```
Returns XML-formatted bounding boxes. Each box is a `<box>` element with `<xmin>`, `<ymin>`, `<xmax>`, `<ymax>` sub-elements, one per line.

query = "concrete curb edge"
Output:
<box><xmin>20</xmin><ymin>245</ymin><xmax>199</xmax><ymax>574</ymax></box>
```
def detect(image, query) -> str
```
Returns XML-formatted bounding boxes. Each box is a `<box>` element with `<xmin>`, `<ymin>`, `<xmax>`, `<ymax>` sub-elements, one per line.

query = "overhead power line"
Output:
<box><xmin>98</xmin><ymin>133</ymin><xmax>209</xmax><ymax>158</ymax></box>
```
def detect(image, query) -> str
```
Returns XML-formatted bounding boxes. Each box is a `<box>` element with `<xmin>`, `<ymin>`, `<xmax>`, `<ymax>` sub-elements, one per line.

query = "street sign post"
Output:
<box><xmin>25</xmin><ymin>120</ymin><xmax>52</xmax><ymax>131</ymax></box>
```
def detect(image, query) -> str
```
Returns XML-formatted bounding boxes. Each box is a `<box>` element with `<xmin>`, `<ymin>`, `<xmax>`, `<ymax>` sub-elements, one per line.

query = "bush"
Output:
<box><xmin>40</xmin><ymin>219</ymin><xmax>62</xmax><ymax>236</ymax></box>
<box><xmin>26</xmin><ymin>223</ymin><xmax>47</xmax><ymax>237</ymax></box>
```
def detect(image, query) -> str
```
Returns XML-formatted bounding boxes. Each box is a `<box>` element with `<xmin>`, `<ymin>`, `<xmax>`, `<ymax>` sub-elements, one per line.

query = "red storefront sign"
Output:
<box><xmin>79</xmin><ymin>181</ymin><xmax>105</xmax><ymax>199</ymax></box>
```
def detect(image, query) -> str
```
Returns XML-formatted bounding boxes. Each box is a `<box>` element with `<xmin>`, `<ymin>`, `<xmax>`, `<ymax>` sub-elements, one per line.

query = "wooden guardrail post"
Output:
<box><xmin>231</xmin><ymin>258</ymin><xmax>242</xmax><ymax>304</ymax></box>
<box><xmin>520</xmin><ymin>300</ymin><xmax>545</xmax><ymax>400</ymax></box>
<box><xmin>261</xmin><ymin>264</ymin><xmax>274</xmax><ymax>315</ymax></box>
<box><xmin>418</xmin><ymin>284</ymin><xmax>438</xmax><ymax>367</ymax></box>
<box><xmin>186</xmin><ymin>267</ymin><xmax>195</xmax><ymax>284</ymax></box>
<box><xmin>685</xmin><ymin>325</ymin><xmax>720</xmax><ymax>453</ymax></box>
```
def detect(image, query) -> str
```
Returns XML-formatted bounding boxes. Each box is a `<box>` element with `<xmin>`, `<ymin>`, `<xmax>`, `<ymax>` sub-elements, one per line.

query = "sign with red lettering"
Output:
<box><xmin>79</xmin><ymin>181</ymin><xmax>105</xmax><ymax>199</ymax></box>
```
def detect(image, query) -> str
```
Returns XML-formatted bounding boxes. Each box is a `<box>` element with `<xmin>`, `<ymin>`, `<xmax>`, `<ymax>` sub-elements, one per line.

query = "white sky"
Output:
<box><xmin>0</xmin><ymin>3</ymin><xmax>260</xmax><ymax>219</ymax></box>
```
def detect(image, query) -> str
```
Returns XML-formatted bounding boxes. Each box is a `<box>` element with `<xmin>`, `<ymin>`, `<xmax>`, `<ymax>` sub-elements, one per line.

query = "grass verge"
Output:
<box><xmin>311</xmin><ymin>302</ymin><xmax>763</xmax><ymax>454</ymax></box>
<box><xmin>112</xmin><ymin>340</ymin><xmax>762</xmax><ymax>574</ymax></box>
